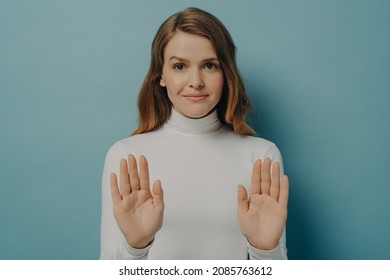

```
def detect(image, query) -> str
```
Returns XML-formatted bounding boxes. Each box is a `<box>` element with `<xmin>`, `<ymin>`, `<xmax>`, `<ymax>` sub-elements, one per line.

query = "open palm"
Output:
<box><xmin>110</xmin><ymin>155</ymin><xmax>164</xmax><ymax>249</ymax></box>
<box><xmin>238</xmin><ymin>158</ymin><xmax>289</xmax><ymax>250</ymax></box>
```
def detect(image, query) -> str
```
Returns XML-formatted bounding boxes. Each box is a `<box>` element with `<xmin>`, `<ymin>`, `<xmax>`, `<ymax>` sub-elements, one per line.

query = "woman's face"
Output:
<box><xmin>160</xmin><ymin>31</ymin><xmax>224</xmax><ymax>119</ymax></box>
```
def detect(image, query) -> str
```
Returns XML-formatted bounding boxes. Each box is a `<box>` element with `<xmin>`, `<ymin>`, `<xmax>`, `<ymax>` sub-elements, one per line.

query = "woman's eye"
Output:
<box><xmin>174</xmin><ymin>64</ymin><xmax>185</xmax><ymax>71</ymax></box>
<box><xmin>205</xmin><ymin>63</ymin><xmax>217</xmax><ymax>70</ymax></box>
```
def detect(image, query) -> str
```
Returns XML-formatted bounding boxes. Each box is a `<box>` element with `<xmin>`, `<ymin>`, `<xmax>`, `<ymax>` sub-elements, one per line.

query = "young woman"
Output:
<box><xmin>100</xmin><ymin>7</ymin><xmax>289</xmax><ymax>260</ymax></box>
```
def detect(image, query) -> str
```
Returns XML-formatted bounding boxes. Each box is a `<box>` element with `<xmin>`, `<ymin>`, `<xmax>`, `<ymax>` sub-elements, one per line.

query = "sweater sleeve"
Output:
<box><xmin>99</xmin><ymin>141</ymin><xmax>152</xmax><ymax>260</ymax></box>
<box><xmin>247</xmin><ymin>143</ymin><xmax>288</xmax><ymax>260</ymax></box>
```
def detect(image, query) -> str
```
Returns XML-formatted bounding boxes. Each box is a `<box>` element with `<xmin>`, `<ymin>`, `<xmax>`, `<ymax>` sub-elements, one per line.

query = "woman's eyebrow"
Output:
<box><xmin>202</xmin><ymin>57</ymin><xmax>219</xmax><ymax>63</ymax></box>
<box><xmin>169</xmin><ymin>56</ymin><xmax>219</xmax><ymax>63</ymax></box>
<box><xmin>169</xmin><ymin>56</ymin><xmax>188</xmax><ymax>62</ymax></box>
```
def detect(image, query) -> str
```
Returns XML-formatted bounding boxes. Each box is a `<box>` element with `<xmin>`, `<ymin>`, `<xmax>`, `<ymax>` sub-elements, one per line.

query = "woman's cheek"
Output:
<box><xmin>172</xmin><ymin>75</ymin><xmax>187</xmax><ymax>91</ymax></box>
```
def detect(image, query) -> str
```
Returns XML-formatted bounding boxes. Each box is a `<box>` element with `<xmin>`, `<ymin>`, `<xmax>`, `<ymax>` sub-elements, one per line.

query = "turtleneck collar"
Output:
<box><xmin>164</xmin><ymin>108</ymin><xmax>223</xmax><ymax>136</ymax></box>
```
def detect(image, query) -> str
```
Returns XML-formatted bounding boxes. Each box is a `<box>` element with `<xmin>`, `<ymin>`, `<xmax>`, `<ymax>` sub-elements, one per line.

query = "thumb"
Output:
<box><xmin>237</xmin><ymin>185</ymin><xmax>249</xmax><ymax>214</ymax></box>
<box><xmin>152</xmin><ymin>180</ymin><xmax>164</xmax><ymax>210</ymax></box>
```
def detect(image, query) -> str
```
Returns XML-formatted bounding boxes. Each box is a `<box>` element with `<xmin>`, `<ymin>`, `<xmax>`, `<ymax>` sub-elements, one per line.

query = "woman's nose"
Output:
<box><xmin>189</xmin><ymin>70</ymin><xmax>204</xmax><ymax>89</ymax></box>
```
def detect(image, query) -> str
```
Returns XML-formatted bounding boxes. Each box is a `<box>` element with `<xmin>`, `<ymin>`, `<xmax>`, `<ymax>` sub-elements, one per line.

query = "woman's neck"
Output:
<box><xmin>164</xmin><ymin>108</ymin><xmax>223</xmax><ymax>136</ymax></box>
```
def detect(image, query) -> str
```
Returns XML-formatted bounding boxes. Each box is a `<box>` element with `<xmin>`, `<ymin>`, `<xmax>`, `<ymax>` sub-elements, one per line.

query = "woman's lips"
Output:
<box><xmin>184</xmin><ymin>94</ymin><xmax>208</xmax><ymax>101</ymax></box>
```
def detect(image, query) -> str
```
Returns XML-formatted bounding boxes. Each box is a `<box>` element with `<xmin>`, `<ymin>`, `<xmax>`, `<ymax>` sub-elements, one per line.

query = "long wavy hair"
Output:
<box><xmin>132</xmin><ymin>7</ymin><xmax>255</xmax><ymax>136</ymax></box>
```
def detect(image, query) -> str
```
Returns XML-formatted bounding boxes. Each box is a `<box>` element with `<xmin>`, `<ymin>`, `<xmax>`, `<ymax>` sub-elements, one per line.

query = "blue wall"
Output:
<box><xmin>1</xmin><ymin>0</ymin><xmax>389</xmax><ymax>259</ymax></box>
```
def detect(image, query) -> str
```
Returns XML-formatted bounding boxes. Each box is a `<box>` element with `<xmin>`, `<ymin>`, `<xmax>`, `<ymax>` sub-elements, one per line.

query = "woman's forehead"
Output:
<box><xmin>164</xmin><ymin>31</ymin><xmax>218</xmax><ymax>62</ymax></box>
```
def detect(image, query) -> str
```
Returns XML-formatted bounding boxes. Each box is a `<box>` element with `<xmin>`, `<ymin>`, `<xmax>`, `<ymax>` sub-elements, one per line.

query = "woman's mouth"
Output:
<box><xmin>184</xmin><ymin>94</ymin><xmax>208</xmax><ymax>102</ymax></box>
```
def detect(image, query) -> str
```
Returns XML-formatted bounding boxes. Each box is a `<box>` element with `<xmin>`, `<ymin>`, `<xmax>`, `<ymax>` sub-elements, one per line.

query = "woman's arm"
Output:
<box><xmin>99</xmin><ymin>142</ymin><xmax>164</xmax><ymax>259</ymax></box>
<box><xmin>237</xmin><ymin>144</ymin><xmax>289</xmax><ymax>260</ymax></box>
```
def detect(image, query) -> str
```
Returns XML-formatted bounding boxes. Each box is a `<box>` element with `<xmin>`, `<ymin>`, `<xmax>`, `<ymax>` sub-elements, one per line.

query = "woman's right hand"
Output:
<box><xmin>110</xmin><ymin>154</ymin><xmax>164</xmax><ymax>249</ymax></box>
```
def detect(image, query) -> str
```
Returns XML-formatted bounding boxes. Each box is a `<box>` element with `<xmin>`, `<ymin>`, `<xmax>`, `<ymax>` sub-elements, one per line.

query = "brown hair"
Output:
<box><xmin>132</xmin><ymin>7</ymin><xmax>255</xmax><ymax>136</ymax></box>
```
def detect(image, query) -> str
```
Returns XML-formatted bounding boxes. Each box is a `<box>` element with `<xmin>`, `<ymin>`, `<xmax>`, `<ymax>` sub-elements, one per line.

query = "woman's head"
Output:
<box><xmin>160</xmin><ymin>30</ymin><xmax>225</xmax><ymax>119</ymax></box>
<box><xmin>133</xmin><ymin>7</ymin><xmax>255</xmax><ymax>136</ymax></box>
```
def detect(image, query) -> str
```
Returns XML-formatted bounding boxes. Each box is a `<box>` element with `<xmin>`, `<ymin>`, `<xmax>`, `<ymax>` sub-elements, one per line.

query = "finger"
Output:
<box><xmin>128</xmin><ymin>154</ymin><xmax>140</xmax><ymax>191</ymax></box>
<box><xmin>139</xmin><ymin>155</ymin><xmax>150</xmax><ymax>191</ymax></box>
<box><xmin>152</xmin><ymin>180</ymin><xmax>164</xmax><ymax>210</ymax></box>
<box><xmin>110</xmin><ymin>172</ymin><xmax>122</xmax><ymax>206</ymax></box>
<box><xmin>279</xmin><ymin>175</ymin><xmax>289</xmax><ymax>209</ymax></box>
<box><xmin>250</xmin><ymin>160</ymin><xmax>261</xmax><ymax>195</ymax></box>
<box><xmin>261</xmin><ymin>158</ymin><xmax>271</xmax><ymax>195</ymax></box>
<box><xmin>270</xmin><ymin>162</ymin><xmax>281</xmax><ymax>200</ymax></box>
<box><xmin>119</xmin><ymin>158</ymin><xmax>131</xmax><ymax>195</ymax></box>
<box><xmin>237</xmin><ymin>185</ymin><xmax>249</xmax><ymax>214</ymax></box>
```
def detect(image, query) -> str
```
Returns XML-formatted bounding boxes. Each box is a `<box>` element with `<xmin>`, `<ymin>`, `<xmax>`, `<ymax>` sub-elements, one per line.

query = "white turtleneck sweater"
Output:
<box><xmin>100</xmin><ymin>109</ymin><xmax>287</xmax><ymax>260</ymax></box>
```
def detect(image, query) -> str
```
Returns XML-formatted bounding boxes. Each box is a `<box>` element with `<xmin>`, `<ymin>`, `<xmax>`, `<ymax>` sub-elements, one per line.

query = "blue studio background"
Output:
<box><xmin>1</xmin><ymin>0</ymin><xmax>389</xmax><ymax>259</ymax></box>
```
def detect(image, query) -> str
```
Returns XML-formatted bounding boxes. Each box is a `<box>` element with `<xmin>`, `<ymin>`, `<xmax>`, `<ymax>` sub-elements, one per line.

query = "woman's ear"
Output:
<box><xmin>160</xmin><ymin>76</ymin><xmax>166</xmax><ymax>87</ymax></box>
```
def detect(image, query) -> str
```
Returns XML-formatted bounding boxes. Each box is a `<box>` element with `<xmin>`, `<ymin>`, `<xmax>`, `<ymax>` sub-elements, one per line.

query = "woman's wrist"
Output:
<box><xmin>126</xmin><ymin>236</ymin><xmax>154</xmax><ymax>249</ymax></box>
<box><xmin>247</xmin><ymin>238</ymin><xmax>278</xmax><ymax>251</ymax></box>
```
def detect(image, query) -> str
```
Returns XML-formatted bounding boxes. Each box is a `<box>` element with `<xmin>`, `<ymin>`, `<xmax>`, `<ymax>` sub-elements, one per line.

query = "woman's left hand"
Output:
<box><xmin>237</xmin><ymin>158</ymin><xmax>289</xmax><ymax>251</ymax></box>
